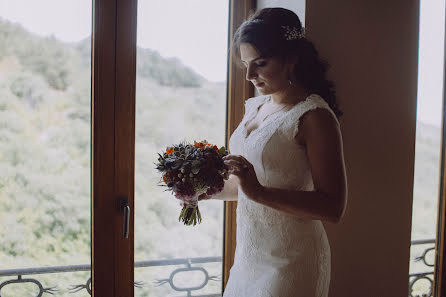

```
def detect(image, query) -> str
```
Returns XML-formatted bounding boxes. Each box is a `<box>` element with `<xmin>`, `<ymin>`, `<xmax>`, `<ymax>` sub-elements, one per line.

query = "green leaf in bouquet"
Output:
<box><xmin>163</xmin><ymin>160</ymin><xmax>174</xmax><ymax>169</ymax></box>
<box><xmin>165</xmin><ymin>155</ymin><xmax>176</xmax><ymax>161</ymax></box>
<box><xmin>191</xmin><ymin>160</ymin><xmax>201</xmax><ymax>174</ymax></box>
<box><xmin>171</xmin><ymin>161</ymin><xmax>182</xmax><ymax>170</ymax></box>
<box><xmin>219</xmin><ymin>146</ymin><xmax>227</xmax><ymax>155</ymax></box>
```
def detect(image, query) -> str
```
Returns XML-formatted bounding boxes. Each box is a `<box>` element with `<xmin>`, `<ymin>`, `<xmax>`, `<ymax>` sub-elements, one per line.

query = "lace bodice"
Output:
<box><xmin>223</xmin><ymin>93</ymin><xmax>336</xmax><ymax>297</ymax></box>
<box><xmin>231</xmin><ymin>93</ymin><xmax>339</xmax><ymax>191</ymax></box>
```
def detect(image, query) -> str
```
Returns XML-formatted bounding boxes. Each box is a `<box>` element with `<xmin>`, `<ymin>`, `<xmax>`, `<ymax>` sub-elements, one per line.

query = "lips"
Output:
<box><xmin>254</xmin><ymin>82</ymin><xmax>264</xmax><ymax>87</ymax></box>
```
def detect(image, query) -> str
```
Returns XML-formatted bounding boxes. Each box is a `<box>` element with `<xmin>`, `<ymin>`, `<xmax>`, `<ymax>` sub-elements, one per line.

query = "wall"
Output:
<box><xmin>256</xmin><ymin>0</ymin><xmax>305</xmax><ymax>23</ymax></box>
<box><xmin>257</xmin><ymin>1</ymin><xmax>419</xmax><ymax>296</ymax></box>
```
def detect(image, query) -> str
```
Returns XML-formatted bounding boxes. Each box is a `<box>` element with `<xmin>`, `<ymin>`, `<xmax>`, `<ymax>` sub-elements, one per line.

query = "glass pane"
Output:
<box><xmin>409</xmin><ymin>0</ymin><xmax>445</xmax><ymax>296</ymax></box>
<box><xmin>0</xmin><ymin>1</ymin><xmax>92</xmax><ymax>296</ymax></box>
<box><xmin>135</xmin><ymin>1</ymin><xmax>228</xmax><ymax>296</ymax></box>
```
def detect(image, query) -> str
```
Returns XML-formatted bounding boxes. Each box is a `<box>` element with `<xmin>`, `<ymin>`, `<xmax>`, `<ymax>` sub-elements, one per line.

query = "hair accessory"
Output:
<box><xmin>281</xmin><ymin>25</ymin><xmax>305</xmax><ymax>40</ymax></box>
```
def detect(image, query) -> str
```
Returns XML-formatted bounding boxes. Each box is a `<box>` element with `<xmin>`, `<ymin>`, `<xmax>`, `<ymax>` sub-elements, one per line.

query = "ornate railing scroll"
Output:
<box><xmin>409</xmin><ymin>238</ymin><xmax>435</xmax><ymax>297</ymax></box>
<box><xmin>0</xmin><ymin>256</ymin><xmax>222</xmax><ymax>297</ymax></box>
<box><xmin>0</xmin><ymin>238</ymin><xmax>435</xmax><ymax>297</ymax></box>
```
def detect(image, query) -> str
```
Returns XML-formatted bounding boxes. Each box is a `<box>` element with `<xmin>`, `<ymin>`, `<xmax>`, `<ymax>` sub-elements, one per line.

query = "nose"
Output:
<box><xmin>245</xmin><ymin>64</ymin><xmax>257</xmax><ymax>81</ymax></box>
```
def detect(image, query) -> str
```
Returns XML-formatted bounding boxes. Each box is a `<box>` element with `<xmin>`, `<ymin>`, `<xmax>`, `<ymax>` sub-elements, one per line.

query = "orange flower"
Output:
<box><xmin>194</xmin><ymin>141</ymin><xmax>206</xmax><ymax>149</ymax></box>
<box><xmin>163</xmin><ymin>172</ymin><xmax>172</xmax><ymax>183</ymax></box>
<box><xmin>166</xmin><ymin>148</ymin><xmax>174</xmax><ymax>155</ymax></box>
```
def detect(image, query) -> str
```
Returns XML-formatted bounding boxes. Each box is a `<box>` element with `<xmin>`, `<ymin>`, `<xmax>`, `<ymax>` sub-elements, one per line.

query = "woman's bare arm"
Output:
<box><xmin>254</xmin><ymin>108</ymin><xmax>347</xmax><ymax>223</ymax></box>
<box><xmin>223</xmin><ymin>108</ymin><xmax>347</xmax><ymax>223</ymax></box>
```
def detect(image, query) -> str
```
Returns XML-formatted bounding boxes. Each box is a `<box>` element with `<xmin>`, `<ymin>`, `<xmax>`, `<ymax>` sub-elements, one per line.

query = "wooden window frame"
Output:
<box><xmin>435</xmin><ymin>16</ymin><xmax>446</xmax><ymax>295</ymax></box>
<box><xmin>92</xmin><ymin>0</ymin><xmax>137</xmax><ymax>295</ymax></box>
<box><xmin>224</xmin><ymin>0</ymin><xmax>256</xmax><ymax>290</ymax></box>
<box><xmin>91</xmin><ymin>0</ymin><xmax>255</xmax><ymax>295</ymax></box>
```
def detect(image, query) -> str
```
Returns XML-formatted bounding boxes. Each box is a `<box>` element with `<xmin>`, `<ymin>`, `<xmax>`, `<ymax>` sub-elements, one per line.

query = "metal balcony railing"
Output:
<box><xmin>409</xmin><ymin>238</ymin><xmax>435</xmax><ymax>297</ymax></box>
<box><xmin>0</xmin><ymin>239</ymin><xmax>436</xmax><ymax>297</ymax></box>
<box><xmin>0</xmin><ymin>256</ymin><xmax>222</xmax><ymax>297</ymax></box>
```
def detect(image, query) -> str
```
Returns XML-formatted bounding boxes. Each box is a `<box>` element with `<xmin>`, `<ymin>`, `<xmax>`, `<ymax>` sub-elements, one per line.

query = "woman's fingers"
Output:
<box><xmin>223</xmin><ymin>155</ymin><xmax>251</xmax><ymax>178</ymax></box>
<box><xmin>223</xmin><ymin>154</ymin><xmax>243</xmax><ymax>161</ymax></box>
<box><xmin>224</xmin><ymin>159</ymin><xmax>244</xmax><ymax>167</ymax></box>
<box><xmin>224</xmin><ymin>160</ymin><xmax>246</xmax><ymax>173</ymax></box>
<box><xmin>224</xmin><ymin>162</ymin><xmax>247</xmax><ymax>178</ymax></box>
<box><xmin>223</xmin><ymin>155</ymin><xmax>246</xmax><ymax>166</ymax></box>
<box><xmin>223</xmin><ymin>155</ymin><xmax>250</xmax><ymax>167</ymax></box>
<box><xmin>227</xmin><ymin>168</ymin><xmax>243</xmax><ymax>177</ymax></box>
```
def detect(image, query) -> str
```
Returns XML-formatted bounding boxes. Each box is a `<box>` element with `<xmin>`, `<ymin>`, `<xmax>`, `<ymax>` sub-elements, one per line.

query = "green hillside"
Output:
<box><xmin>0</xmin><ymin>18</ymin><xmax>226</xmax><ymax>297</ymax></box>
<box><xmin>412</xmin><ymin>121</ymin><xmax>442</xmax><ymax>240</ymax></box>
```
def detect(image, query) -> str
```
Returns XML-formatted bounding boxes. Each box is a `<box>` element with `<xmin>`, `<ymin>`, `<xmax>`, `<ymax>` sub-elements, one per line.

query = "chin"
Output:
<box><xmin>255</xmin><ymin>87</ymin><xmax>270</xmax><ymax>95</ymax></box>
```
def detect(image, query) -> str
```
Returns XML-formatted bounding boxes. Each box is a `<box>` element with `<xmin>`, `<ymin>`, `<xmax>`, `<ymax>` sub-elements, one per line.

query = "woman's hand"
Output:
<box><xmin>222</xmin><ymin>154</ymin><xmax>264</xmax><ymax>200</ymax></box>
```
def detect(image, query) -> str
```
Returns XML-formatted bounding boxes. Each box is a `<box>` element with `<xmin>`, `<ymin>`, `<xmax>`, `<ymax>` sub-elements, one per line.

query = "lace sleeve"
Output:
<box><xmin>280</xmin><ymin>94</ymin><xmax>340</xmax><ymax>142</ymax></box>
<box><xmin>243</xmin><ymin>95</ymin><xmax>267</xmax><ymax>118</ymax></box>
<box><xmin>292</xmin><ymin>94</ymin><xmax>340</xmax><ymax>141</ymax></box>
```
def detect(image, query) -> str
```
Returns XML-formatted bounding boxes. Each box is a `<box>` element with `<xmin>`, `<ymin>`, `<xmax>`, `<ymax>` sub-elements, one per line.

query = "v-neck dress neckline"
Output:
<box><xmin>242</xmin><ymin>95</ymin><xmax>311</xmax><ymax>139</ymax></box>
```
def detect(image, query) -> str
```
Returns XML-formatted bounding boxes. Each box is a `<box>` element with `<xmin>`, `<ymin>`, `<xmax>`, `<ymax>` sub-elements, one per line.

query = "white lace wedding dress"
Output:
<box><xmin>223</xmin><ymin>93</ymin><xmax>338</xmax><ymax>297</ymax></box>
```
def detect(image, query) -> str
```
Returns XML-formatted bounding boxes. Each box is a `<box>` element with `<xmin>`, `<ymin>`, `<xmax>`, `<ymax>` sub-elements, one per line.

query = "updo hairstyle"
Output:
<box><xmin>232</xmin><ymin>7</ymin><xmax>342</xmax><ymax>118</ymax></box>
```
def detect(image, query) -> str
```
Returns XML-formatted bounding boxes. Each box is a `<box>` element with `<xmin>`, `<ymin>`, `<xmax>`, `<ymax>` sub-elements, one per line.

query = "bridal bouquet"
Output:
<box><xmin>155</xmin><ymin>140</ymin><xmax>229</xmax><ymax>226</ymax></box>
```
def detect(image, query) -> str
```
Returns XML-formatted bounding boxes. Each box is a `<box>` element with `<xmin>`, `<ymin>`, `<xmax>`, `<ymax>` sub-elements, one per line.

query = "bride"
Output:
<box><xmin>199</xmin><ymin>7</ymin><xmax>347</xmax><ymax>297</ymax></box>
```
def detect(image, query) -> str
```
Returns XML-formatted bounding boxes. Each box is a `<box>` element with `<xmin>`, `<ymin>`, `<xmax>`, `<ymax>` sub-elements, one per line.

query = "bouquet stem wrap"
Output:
<box><xmin>179</xmin><ymin>198</ymin><xmax>202</xmax><ymax>225</ymax></box>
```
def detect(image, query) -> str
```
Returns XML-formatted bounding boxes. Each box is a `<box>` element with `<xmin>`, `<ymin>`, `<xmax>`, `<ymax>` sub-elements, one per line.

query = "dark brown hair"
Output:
<box><xmin>233</xmin><ymin>7</ymin><xmax>342</xmax><ymax>118</ymax></box>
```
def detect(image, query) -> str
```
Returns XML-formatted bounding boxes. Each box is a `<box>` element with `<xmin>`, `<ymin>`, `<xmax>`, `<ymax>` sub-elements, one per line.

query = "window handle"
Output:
<box><xmin>120</xmin><ymin>197</ymin><xmax>130</xmax><ymax>239</ymax></box>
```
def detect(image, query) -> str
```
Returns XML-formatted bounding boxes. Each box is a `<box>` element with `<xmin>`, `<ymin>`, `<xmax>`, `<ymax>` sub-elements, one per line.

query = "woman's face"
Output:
<box><xmin>240</xmin><ymin>43</ymin><xmax>292</xmax><ymax>95</ymax></box>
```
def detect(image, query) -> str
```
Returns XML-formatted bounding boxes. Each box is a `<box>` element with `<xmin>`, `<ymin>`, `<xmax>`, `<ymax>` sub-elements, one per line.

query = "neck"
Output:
<box><xmin>270</xmin><ymin>84</ymin><xmax>311</xmax><ymax>106</ymax></box>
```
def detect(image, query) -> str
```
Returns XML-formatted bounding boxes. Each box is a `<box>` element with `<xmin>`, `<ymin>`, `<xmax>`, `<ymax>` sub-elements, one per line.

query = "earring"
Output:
<box><xmin>288</xmin><ymin>80</ymin><xmax>293</xmax><ymax>85</ymax></box>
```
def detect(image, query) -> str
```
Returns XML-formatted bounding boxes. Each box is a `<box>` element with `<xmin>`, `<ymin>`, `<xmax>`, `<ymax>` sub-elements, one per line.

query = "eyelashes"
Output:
<box><xmin>243</xmin><ymin>61</ymin><xmax>267</xmax><ymax>69</ymax></box>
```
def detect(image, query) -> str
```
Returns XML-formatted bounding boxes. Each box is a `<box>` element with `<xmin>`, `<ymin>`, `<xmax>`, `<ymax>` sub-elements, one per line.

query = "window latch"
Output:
<box><xmin>119</xmin><ymin>197</ymin><xmax>130</xmax><ymax>239</ymax></box>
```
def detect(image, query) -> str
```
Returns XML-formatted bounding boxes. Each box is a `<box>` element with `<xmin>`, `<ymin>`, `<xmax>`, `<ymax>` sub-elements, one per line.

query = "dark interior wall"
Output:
<box><xmin>257</xmin><ymin>1</ymin><xmax>420</xmax><ymax>296</ymax></box>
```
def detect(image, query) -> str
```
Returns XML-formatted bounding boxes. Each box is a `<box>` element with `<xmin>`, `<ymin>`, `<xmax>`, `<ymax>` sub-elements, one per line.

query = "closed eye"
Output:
<box><xmin>242</xmin><ymin>61</ymin><xmax>266</xmax><ymax>69</ymax></box>
<box><xmin>241</xmin><ymin>57</ymin><xmax>267</xmax><ymax>68</ymax></box>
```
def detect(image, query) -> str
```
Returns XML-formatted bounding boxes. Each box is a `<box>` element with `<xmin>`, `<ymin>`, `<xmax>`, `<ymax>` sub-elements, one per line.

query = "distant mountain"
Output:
<box><xmin>0</xmin><ymin>18</ymin><xmax>204</xmax><ymax>89</ymax></box>
<box><xmin>417</xmin><ymin>121</ymin><xmax>442</xmax><ymax>144</ymax></box>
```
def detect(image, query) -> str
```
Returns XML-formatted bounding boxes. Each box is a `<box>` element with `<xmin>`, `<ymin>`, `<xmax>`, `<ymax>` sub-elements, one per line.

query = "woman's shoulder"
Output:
<box><xmin>301</xmin><ymin>93</ymin><xmax>330</xmax><ymax>110</ymax></box>
<box><xmin>293</xmin><ymin>93</ymin><xmax>339</xmax><ymax>126</ymax></box>
<box><xmin>279</xmin><ymin>93</ymin><xmax>340</xmax><ymax>143</ymax></box>
<box><xmin>294</xmin><ymin>94</ymin><xmax>341</xmax><ymax>144</ymax></box>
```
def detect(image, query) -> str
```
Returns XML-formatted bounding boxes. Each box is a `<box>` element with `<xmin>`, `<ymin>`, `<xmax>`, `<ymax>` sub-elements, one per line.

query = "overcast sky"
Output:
<box><xmin>0</xmin><ymin>0</ymin><xmax>444</xmax><ymax>126</ymax></box>
<box><xmin>0</xmin><ymin>0</ymin><xmax>229</xmax><ymax>82</ymax></box>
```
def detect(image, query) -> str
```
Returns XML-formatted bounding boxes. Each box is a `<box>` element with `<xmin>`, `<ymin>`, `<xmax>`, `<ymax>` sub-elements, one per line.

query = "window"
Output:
<box><xmin>410</xmin><ymin>1</ymin><xmax>445</xmax><ymax>296</ymax></box>
<box><xmin>0</xmin><ymin>0</ymin><xmax>254</xmax><ymax>296</ymax></box>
